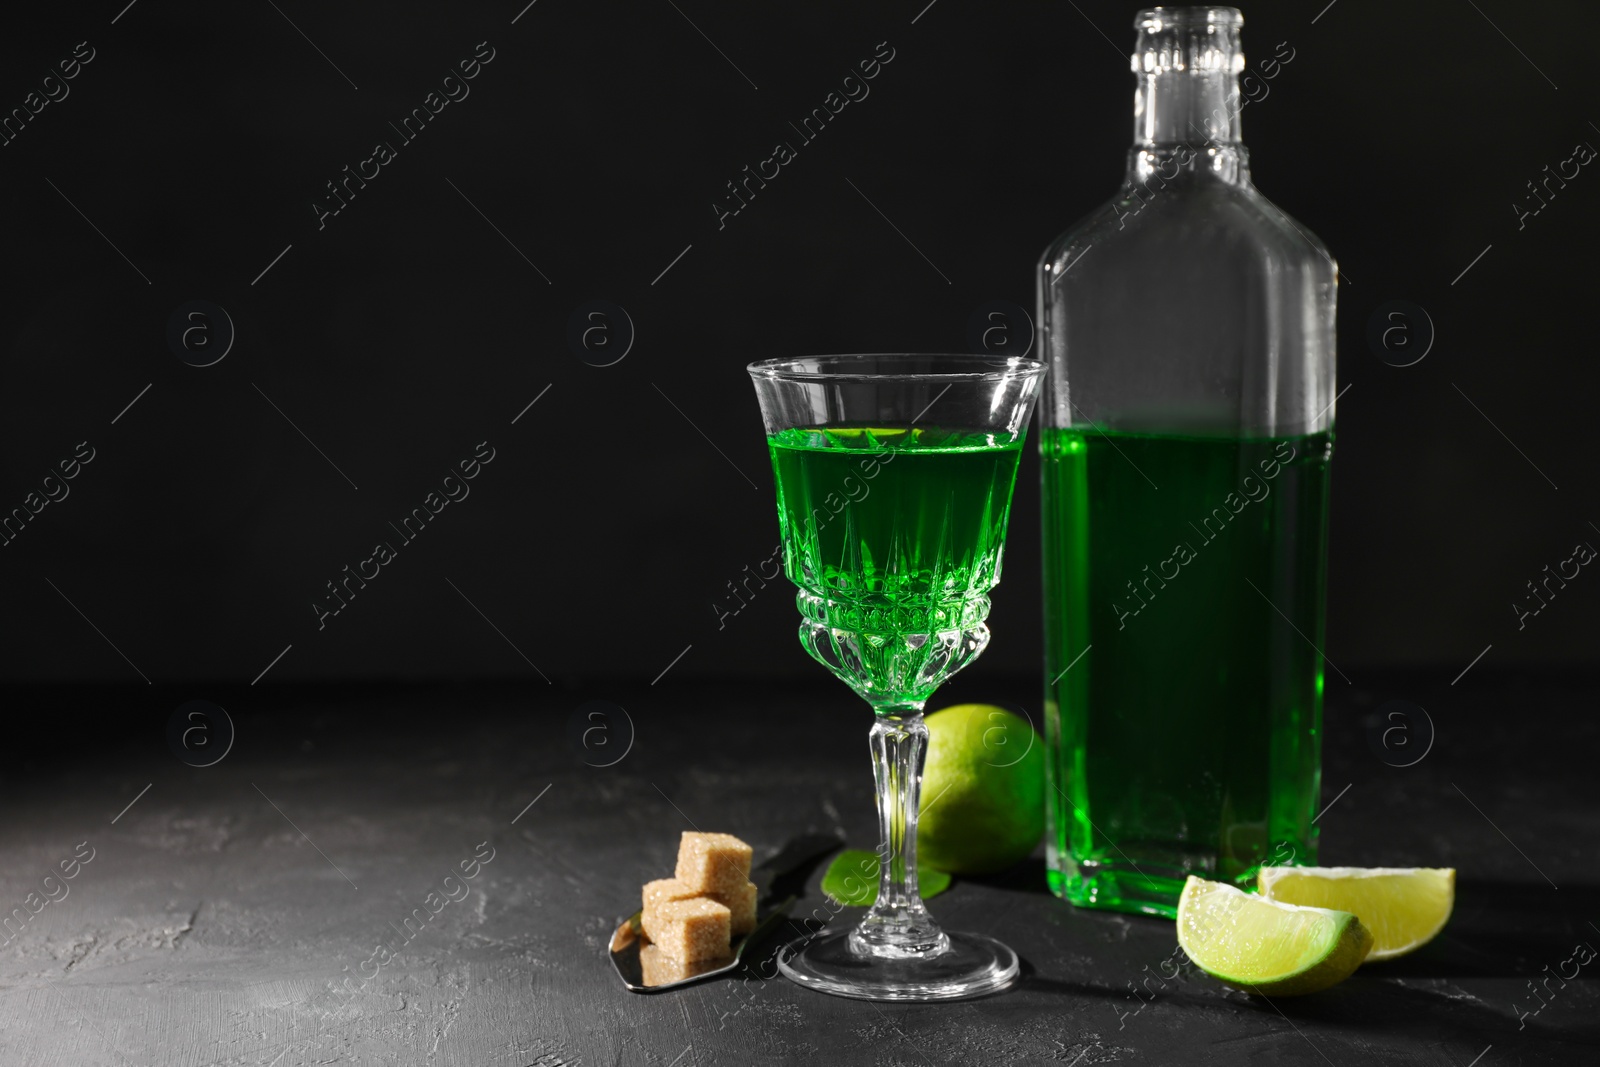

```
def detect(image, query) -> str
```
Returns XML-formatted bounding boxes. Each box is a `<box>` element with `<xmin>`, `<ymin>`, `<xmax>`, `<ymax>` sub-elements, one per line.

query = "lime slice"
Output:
<box><xmin>820</xmin><ymin>849</ymin><xmax>951</xmax><ymax>907</ymax></box>
<box><xmin>1257</xmin><ymin>866</ymin><xmax>1455</xmax><ymax>961</ymax></box>
<box><xmin>1177</xmin><ymin>876</ymin><xmax>1373</xmax><ymax>996</ymax></box>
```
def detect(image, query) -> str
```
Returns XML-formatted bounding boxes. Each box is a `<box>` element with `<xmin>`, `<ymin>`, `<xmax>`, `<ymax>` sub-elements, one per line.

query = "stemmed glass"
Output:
<box><xmin>747</xmin><ymin>354</ymin><xmax>1046</xmax><ymax>1001</ymax></box>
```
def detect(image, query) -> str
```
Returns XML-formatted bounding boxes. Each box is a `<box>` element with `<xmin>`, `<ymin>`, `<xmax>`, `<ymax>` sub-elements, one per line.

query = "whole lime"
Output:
<box><xmin>916</xmin><ymin>703</ymin><xmax>1045</xmax><ymax>875</ymax></box>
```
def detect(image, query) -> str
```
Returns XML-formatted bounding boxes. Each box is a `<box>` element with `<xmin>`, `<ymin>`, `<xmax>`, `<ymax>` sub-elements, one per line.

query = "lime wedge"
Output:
<box><xmin>1176</xmin><ymin>876</ymin><xmax>1373</xmax><ymax>996</ymax></box>
<box><xmin>1257</xmin><ymin>866</ymin><xmax>1455</xmax><ymax>961</ymax></box>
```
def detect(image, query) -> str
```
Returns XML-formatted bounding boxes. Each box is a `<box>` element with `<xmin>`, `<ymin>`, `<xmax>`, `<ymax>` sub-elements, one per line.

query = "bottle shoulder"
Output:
<box><xmin>1034</xmin><ymin>172</ymin><xmax>1339</xmax><ymax>439</ymax></box>
<box><xmin>1038</xmin><ymin>178</ymin><xmax>1335</xmax><ymax>279</ymax></box>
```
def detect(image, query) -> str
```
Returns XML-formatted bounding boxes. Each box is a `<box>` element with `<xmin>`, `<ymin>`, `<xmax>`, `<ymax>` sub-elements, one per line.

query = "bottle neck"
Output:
<box><xmin>1128</xmin><ymin>72</ymin><xmax>1249</xmax><ymax>186</ymax></box>
<box><xmin>1127</xmin><ymin>7</ymin><xmax>1248</xmax><ymax>185</ymax></box>
<box><xmin>1135</xmin><ymin>69</ymin><xmax>1240</xmax><ymax>146</ymax></box>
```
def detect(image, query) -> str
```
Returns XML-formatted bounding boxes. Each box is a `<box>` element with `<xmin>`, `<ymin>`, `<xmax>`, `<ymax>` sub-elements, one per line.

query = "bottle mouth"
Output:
<box><xmin>1135</xmin><ymin>5</ymin><xmax>1243</xmax><ymax>31</ymax></box>
<box><xmin>1132</xmin><ymin>5</ymin><xmax>1244</xmax><ymax>74</ymax></box>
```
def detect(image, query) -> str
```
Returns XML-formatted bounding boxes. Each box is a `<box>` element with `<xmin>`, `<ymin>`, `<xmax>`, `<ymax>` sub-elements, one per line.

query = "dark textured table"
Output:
<box><xmin>0</xmin><ymin>673</ymin><xmax>1593</xmax><ymax>1065</ymax></box>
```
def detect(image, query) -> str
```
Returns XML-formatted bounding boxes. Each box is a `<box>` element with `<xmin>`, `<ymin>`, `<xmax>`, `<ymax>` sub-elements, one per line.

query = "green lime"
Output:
<box><xmin>1177</xmin><ymin>876</ymin><xmax>1374</xmax><ymax>996</ymax></box>
<box><xmin>916</xmin><ymin>703</ymin><xmax>1045</xmax><ymax>875</ymax></box>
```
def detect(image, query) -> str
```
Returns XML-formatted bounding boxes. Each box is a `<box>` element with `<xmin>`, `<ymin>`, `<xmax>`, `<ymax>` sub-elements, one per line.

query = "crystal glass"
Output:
<box><xmin>747</xmin><ymin>353</ymin><xmax>1045</xmax><ymax>1001</ymax></box>
<box><xmin>1036</xmin><ymin>6</ymin><xmax>1336</xmax><ymax>916</ymax></box>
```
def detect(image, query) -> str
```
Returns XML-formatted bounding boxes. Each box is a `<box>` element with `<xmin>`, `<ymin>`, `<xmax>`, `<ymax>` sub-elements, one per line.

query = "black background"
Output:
<box><xmin>0</xmin><ymin>0</ymin><xmax>1594</xmax><ymax>691</ymax></box>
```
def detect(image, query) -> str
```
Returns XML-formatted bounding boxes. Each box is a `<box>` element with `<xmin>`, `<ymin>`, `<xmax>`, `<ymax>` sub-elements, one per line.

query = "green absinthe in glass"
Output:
<box><xmin>1041</xmin><ymin>427</ymin><xmax>1333</xmax><ymax>917</ymax></box>
<box><xmin>768</xmin><ymin>426</ymin><xmax>1024</xmax><ymax>709</ymax></box>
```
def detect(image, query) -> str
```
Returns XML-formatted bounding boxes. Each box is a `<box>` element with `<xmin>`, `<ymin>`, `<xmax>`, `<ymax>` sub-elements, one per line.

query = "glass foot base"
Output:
<box><xmin>777</xmin><ymin>928</ymin><xmax>1019</xmax><ymax>1002</ymax></box>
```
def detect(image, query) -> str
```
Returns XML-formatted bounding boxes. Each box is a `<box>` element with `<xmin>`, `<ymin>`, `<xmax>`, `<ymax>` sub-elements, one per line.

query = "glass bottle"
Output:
<box><xmin>1036</xmin><ymin>6</ymin><xmax>1337</xmax><ymax>917</ymax></box>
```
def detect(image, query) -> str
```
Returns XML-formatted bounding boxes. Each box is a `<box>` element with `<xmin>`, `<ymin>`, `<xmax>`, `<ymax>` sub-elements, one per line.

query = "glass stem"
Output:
<box><xmin>874</xmin><ymin>706</ymin><xmax>925</xmax><ymax>909</ymax></box>
<box><xmin>850</xmin><ymin>704</ymin><xmax>950</xmax><ymax>959</ymax></box>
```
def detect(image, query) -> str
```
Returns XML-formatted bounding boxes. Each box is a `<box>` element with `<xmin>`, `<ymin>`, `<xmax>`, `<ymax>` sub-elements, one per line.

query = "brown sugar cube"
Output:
<box><xmin>641</xmin><ymin>877</ymin><xmax>697</xmax><ymax>923</ymax></box>
<box><xmin>639</xmin><ymin>943</ymin><xmax>697</xmax><ymax>985</ymax></box>
<box><xmin>640</xmin><ymin>898</ymin><xmax>731</xmax><ymax>962</ymax></box>
<box><xmin>674</xmin><ymin>832</ymin><xmax>753</xmax><ymax>898</ymax></box>
<box><xmin>708</xmin><ymin>880</ymin><xmax>758</xmax><ymax>937</ymax></box>
<box><xmin>640</xmin><ymin>943</ymin><xmax>729</xmax><ymax>985</ymax></box>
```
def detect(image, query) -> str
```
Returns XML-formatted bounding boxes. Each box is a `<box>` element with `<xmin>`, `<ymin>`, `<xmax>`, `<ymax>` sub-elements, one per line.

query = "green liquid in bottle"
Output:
<box><xmin>768</xmin><ymin>426</ymin><xmax>1024</xmax><ymax>708</ymax></box>
<box><xmin>1041</xmin><ymin>427</ymin><xmax>1333</xmax><ymax>917</ymax></box>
